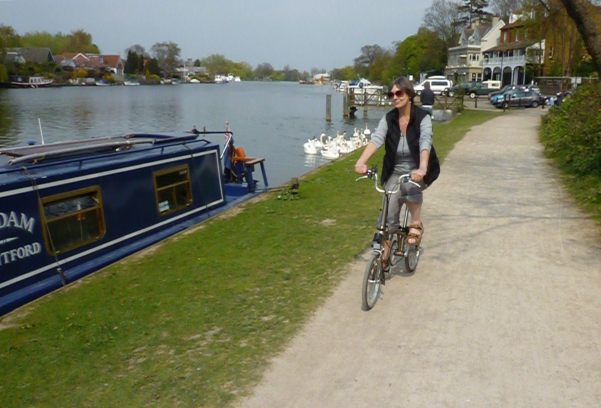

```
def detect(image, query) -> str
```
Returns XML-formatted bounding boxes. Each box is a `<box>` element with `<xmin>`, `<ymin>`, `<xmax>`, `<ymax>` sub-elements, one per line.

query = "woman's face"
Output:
<box><xmin>389</xmin><ymin>85</ymin><xmax>410</xmax><ymax>110</ymax></box>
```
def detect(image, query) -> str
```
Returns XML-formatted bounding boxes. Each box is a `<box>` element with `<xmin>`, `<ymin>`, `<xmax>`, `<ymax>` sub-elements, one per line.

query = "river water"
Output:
<box><xmin>0</xmin><ymin>81</ymin><xmax>387</xmax><ymax>187</ymax></box>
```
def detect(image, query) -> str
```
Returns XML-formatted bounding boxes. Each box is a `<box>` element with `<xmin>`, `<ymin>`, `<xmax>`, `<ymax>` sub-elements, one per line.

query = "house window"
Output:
<box><xmin>154</xmin><ymin>165</ymin><xmax>193</xmax><ymax>215</ymax></box>
<box><xmin>41</xmin><ymin>187</ymin><xmax>106</xmax><ymax>255</ymax></box>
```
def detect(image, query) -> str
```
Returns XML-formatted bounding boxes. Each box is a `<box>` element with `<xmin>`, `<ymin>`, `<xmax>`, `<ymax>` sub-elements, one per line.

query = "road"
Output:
<box><xmin>236</xmin><ymin>108</ymin><xmax>601</xmax><ymax>408</ymax></box>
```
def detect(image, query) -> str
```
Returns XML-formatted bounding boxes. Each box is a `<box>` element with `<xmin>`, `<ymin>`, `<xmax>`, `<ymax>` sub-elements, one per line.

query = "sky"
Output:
<box><xmin>0</xmin><ymin>0</ymin><xmax>434</xmax><ymax>72</ymax></box>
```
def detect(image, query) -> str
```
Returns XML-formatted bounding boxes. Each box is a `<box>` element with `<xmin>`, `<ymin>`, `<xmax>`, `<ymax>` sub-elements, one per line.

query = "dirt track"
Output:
<box><xmin>236</xmin><ymin>108</ymin><xmax>601</xmax><ymax>408</ymax></box>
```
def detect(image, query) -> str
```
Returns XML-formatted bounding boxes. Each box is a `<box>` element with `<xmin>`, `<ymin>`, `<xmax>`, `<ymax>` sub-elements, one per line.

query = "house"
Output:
<box><xmin>482</xmin><ymin>15</ymin><xmax>545</xmax><ymax>86</ymax></box>
<box><xmin>99</xmin><ymin>55</ymin><xmax>124</xmax><ymax>77</ymax></box>
<box><xmin>55</xmin><ymin>53</ymin><xmax>124</xmax><ymax>77</ymax></box>
<box><xmin>445</xmin><ymin>17</ymin><xmax>505</xmax><ymax>83</ymax></box>
<box><xmin>5</xmin><ymin>48</ymin><xmax>55</xmax><ymax>64</ymax></box>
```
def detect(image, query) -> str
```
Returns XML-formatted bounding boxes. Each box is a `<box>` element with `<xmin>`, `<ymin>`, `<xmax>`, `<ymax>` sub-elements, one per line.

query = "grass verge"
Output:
<box><xmin>0</xmin><ymin>110</ymin><xmax>499</xmax><ymax>408</ymax></box>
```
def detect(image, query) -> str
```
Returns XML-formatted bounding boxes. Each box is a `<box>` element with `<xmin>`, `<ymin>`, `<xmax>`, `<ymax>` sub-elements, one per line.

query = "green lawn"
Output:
<box><xmin>0</xmin><ymin>110</ymin><xmax>499</xmax><ymax>408</ymax></box>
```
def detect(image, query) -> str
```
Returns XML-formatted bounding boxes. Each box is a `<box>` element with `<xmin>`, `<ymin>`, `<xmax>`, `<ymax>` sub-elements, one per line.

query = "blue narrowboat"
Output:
<box><xmin>0</xmin><ymin>129</ymin><xmax>268</xmax><ymax>315</ymax></box>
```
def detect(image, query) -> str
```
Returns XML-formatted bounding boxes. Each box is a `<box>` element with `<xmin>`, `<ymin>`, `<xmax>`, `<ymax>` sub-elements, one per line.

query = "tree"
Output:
<box><xmin>423</xmin><ymin>0</ymin><xmax>463</xmax><ymax>47</ymax></box>
<box><xmin>354</xmin><ymin>45</ymin><xmax>387</xmax><ymax>78</ymax></box>
<box><xmin>523</xmin><ymin>0</ymin><xmax>599</xmax><ymax>76</ymax></box>
<box><xmin>124</xmin><ymin>50</ymin><xmax>138</xmax><ymax>74</ymax></box>
<box><xmin>254</xmin><ymin>62</ymin><xmax>274</xmax><ymax>79</ymax></box>
<box><xmin>281</xmin><ymin>65</ymin><xmax>301</xmax><ymax>81</ymax></box>
<box><xmin>151</xmin><ymin>41</ymin><xmax>181</xmax><ymax>76</ymax></box>
<box><xmin>386</xmin><ymin>28</ymin><xmax>448</xmax><ymax>82</ymax></box>
<box><xmin>199</xmin><ymin>54</ymin><xmax>230</xmax><ymax>75</ymax></box>
<box><xmin>20</xmin><ymin>29</ymin><xmax>99</xmax><ymax>54</ymax></box>
<box><xmin>125</xmin><ymin>44</ymin><xmax>147</xmax><ymax>58</ymax></box>
<box><xmin>368</xmin><ymin>51</ymin><xmax>393</xmax><ymax>83</ymax></box>
<box><xmin>145</xmin><ymin>58</ymin><xmax>161</xmax><ymax>76</ymax></box>
<box><xmin>65</xmin><ymin>29</ymin><xmax>99</xmax><ymax>53</ymax></box>
<box><xmin>455</xmin><ymin>0</ymin><xmax>493</xmax><ymax>26</ymax></box>
<box><xmin>557</xmin><ymin>0</ymin><xmax>601</xmax><ymax>75</ymax></box>
<box><xmin>0</xmin><ymin>25</ymin><xmax>21</xmax><ymax>51</ymax></box>
<box><xmin>330</xmin><ymin>66</ymin><xmax>357</xmax><ymax>80</ymax></box>
<box><xmin>489</xmin><ymin>0</ymin><xmax>525</xmax><ymax>19</ymax></box>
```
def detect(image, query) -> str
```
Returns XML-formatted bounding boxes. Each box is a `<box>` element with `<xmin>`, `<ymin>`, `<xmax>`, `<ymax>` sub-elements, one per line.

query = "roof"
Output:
<box><xmin>7</xmin><ymin>48</ymin><xmax>54</xmax><ymax>64</ymax></box>
<box><xmin>501</xmin><ymin>20</ymin><xmax>525</xmax><ymax>30</ymax></box>
<box><xmin>484</xmin><ymin>40</ymin><xmax>538</xmax><ymax>52</ymax></box>
<box><xmin>101</xmin><ymin>55</ymin><xmax>122</xmax><ymax>68</ymax></box>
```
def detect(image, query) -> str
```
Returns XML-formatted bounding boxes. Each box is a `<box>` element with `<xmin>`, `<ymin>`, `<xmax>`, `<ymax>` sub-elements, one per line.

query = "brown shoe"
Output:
<box><xmin>407</xmin><ymin>222</ymin><xmax>423</xmax><ymax>246</ymax></box>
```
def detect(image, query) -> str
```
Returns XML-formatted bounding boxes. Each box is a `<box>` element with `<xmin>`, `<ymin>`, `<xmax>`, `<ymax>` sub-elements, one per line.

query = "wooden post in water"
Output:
<box><xmin>326</xmin><ymin>94</ymin><xmax>332</xmax><ymax>122</ymax></box>
<box><xmin>363</xmin><ymin>90</ymin><xmax>368</xmax><ymax>117</ymax></box>
<box><xmin>343</xmin><ymin>92</ymin><xmax>348</xmax><ymax>119</ymax></box>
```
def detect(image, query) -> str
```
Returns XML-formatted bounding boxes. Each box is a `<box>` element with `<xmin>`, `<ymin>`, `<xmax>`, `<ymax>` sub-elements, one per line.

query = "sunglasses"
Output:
<box><xmin>387</xmin><ymin>90</ymin><xmax>406</xmax><ymax>99</ymax></box>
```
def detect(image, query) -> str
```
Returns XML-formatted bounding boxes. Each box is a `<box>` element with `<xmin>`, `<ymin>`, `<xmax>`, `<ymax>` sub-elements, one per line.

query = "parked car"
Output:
<box><xmin>414</xmin><ymin>76</ymin><xmax>453</xmax><ymax>96</ymax></box>
<box><xmin>448</xmin><ymin>81</ymin><xmax>500</xmax><ymax>98</ymax></box>
<box><xmin>492</xmin><ymin>89</ymin><xmax>543</xmax><ymax>108</ymax></box>
<box><xmin>488</xmin><ymin>85</ymin><xmax>525</xmax><ymax>101</ymax></box>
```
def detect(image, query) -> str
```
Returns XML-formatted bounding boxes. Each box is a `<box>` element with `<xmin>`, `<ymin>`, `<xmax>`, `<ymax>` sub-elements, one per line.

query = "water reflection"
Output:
<box><xmin>0</xmin><ymin>83</ymin><xmax>383</xmax><ymax>186</ymax></box>
<box><xmin>0</xmin><ymin>91</ymin><xmax>15</xmax><ymax>146</ymax></box>
<box><xmin>303</xmin><ymin>153</ymin><xmax>330</xmax><ymax>168</ymax></box>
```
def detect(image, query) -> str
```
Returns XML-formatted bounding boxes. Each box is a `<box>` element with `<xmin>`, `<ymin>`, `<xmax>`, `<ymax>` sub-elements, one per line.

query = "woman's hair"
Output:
<box><xmin>391</xmin><ymin>76</ymin><xmax>416</xmax><ymax>100</ymax></box>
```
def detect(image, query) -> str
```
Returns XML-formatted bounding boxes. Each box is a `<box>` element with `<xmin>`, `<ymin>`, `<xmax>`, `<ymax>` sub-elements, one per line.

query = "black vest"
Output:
<box><xmin>382</xmin><ymin>105</ymin><xmax>440</xmax><ymax>186</ymax></box>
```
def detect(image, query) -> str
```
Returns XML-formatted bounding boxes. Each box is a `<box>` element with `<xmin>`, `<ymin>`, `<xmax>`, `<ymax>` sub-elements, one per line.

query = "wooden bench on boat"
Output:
<box><xmin>242</xmin><ymin>157</ymin><xmax>268</xmax><ymax>192</ymax></box>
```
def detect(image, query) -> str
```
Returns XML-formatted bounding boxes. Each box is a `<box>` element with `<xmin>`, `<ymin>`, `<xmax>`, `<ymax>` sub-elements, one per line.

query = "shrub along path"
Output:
<box><xmin>237</xmin><ymin>108</ymin><xmax>601</xmax><ymax>408</ymax></box>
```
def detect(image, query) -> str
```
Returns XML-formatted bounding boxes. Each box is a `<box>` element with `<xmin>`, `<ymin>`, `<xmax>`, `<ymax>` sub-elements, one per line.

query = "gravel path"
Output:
<box><xmin>236</xmin><ymin>108</ymin><xmax>601</xmax><ymax>408</ymax></box>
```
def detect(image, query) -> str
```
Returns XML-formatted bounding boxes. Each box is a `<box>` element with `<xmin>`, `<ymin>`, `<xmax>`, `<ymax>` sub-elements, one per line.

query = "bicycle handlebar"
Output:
<box><xmin>355</xmin><ymin>167</ymin><xmax>421</xmax><ymax>194</ymax></box>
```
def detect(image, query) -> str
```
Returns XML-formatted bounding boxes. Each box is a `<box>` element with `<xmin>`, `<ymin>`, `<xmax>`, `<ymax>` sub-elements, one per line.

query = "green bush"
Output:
<box><xmin>540</xmin><ymin>82</ymin><xmax>601</xmax><ymax>222</ymax></box>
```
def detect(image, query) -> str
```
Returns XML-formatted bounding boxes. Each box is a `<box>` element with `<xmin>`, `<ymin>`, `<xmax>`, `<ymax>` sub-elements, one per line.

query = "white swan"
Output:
<box><xmin>363</xmin><ymin>125</ymin><xmax>371</xmax><ymax>139</ymax></box>
<box><xmin>303</xmin><ymin>133</ymin><xmax>329</xmax><ymax>154</ymax></box>
<box><xmin>303</xmin><ymin>139</ymin><xmax>320</xmax><ymax>155</ymax></box>
<box><xmin>320</xmin><ymin>144</ymin><xmax>340</xmax><ymax>159</ymax></box>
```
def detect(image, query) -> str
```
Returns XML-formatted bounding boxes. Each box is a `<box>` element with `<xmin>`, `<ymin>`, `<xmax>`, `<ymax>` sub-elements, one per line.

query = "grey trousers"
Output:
<box><xmin>376</xmin><ymin>175</ymin><xmax>423</xmax><ymax>234</ymax></box>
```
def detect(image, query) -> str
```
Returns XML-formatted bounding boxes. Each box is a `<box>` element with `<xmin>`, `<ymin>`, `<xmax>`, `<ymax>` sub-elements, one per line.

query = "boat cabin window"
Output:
<box><xmin>40</xmin><ymin>187</ymin><xmax>106</xmax><ymax>255</ymax></box>
<box><xmin>154</xmin><ymin>165</ymin><xmax>193</xmax><ymax>215</ymax></box>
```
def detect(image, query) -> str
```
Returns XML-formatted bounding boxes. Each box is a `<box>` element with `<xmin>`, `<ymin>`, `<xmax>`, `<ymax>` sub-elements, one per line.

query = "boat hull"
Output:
<box><xmin>0</xmin><ymin>134</ymin><xmax>266</xmax><ymax>315</ymax></box>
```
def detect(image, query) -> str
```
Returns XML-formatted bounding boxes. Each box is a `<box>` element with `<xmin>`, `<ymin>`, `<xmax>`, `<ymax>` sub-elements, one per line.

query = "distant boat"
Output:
<box><xmin>123</xmin><ymin>80</ymin><xmax>141</xmax><ymax>86</ymax></box>
<box><xmin>214</xmin><ymin>74</ymin><xmax>241</xmax><ymax>84</ymax></box>
<box><xmin>10</xmin><ymin>76</ymin><xmax>54</xmax><ymax>88</ymax></box>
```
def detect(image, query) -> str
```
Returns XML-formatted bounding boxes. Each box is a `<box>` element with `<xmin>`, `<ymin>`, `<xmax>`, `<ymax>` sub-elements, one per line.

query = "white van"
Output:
<box><xmin>482</xmin><ymin>80</ymin><xmax>501</xmax><ymax>90</ymax></box>
<box><xmin>414</xmin><ymin>77</ymin><xmax>453</xmax><ymax>96</ymax></box>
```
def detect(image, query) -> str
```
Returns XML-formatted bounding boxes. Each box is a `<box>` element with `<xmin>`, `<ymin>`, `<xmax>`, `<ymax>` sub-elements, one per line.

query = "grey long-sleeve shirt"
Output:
<box><xmin>370</xmin><ymin>114</ymin><xmax>433</xmax><ymax>174</ymax></box>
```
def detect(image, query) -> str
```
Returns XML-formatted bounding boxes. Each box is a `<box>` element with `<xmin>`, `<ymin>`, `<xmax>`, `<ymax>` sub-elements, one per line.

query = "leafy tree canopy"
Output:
<box><xmin>151</xmin><ymin>41</ymin><xmax>181</xmax><ymax>75</ymax></box>
<box><xmin>385</xmin><ymin>28</ymin><xmax>447</xmax><ymax>82</ymax></box>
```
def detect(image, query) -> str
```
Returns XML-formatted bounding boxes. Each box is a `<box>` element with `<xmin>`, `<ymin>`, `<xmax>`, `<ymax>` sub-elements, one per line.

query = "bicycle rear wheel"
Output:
<box><xmin>362</xmin><ymin>253</ymin><xmax>383</xmax><ymax>311</ymax></box>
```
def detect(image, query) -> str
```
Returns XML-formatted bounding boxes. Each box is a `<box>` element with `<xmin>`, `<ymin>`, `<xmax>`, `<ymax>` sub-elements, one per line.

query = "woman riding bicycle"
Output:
<box><xmin>354</xmin><ymin>76</ymin><xmax>440</xmax><ymax>253</ymax></box>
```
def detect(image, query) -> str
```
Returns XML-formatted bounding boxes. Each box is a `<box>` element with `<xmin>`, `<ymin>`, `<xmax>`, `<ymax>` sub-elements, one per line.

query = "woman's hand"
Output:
<box><xmin>410</xmin><ymin>168</ymin><xmax>426</xmax><ymax>182</ymax></box>
<box><xmin>354</xmin><ymin>162</ymin><xmax>368</xmax><ymax>175</ymax></box>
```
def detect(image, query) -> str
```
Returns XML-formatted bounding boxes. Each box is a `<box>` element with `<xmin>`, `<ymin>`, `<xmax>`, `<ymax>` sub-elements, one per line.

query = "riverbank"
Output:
<box><xmin>0</xmin><ymin>110</ymin><xmax>500</xmax><ymax>407</ymax></box>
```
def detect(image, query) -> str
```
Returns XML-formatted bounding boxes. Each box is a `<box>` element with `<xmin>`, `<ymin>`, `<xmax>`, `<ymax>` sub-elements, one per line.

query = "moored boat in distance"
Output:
<box><xmin>0</xmin><ymin>127</ymin><xmax>268</xmax><ymax>315</ymax></box>
<box><xmin>10</xmin><ymin>76</ymin><xmax>54</xmax><ymax>88</ymax></box>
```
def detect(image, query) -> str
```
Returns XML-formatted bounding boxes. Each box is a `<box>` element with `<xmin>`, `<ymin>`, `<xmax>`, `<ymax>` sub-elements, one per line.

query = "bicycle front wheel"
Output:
<box><xmin>362</xmin><ymin>253</ymin><xmax>383</xmax><ymax>311</ymax></box>
<box><xmin>405</xmin><ymin>246</ymin><xmax>420</xmax><ymax>272</ymax></box>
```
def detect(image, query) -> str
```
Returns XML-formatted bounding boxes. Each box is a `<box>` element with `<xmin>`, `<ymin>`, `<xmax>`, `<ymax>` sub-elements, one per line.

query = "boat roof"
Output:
<box><xmin>0</xmin><ymin>132</ymin><xmax>228</xmax><ymax>192</ymax></box>
<box><xmin>0</xmin><ymin>133</ymin><xmax>218</xmax><ymax>167</ymax></box>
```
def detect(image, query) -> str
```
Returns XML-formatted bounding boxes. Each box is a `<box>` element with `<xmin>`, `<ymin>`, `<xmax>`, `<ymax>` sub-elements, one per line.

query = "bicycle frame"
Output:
<box><xmin>357</xmin><ymin>168</ymin><xmax>423</xmax><ymax>310</ymax></box>
<box><xmin>357</xmin><ymin>169</ymin><xmax>420</xmax><ymax>256</ymax></box>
